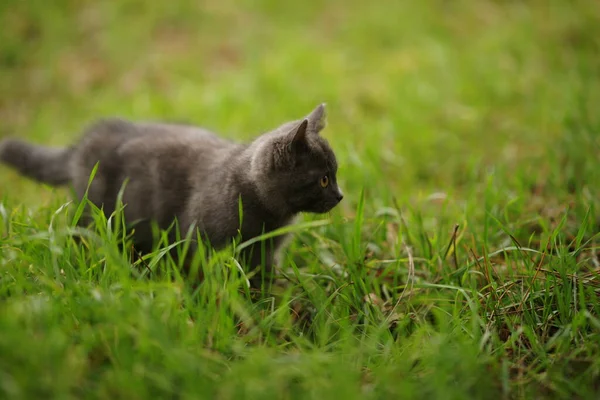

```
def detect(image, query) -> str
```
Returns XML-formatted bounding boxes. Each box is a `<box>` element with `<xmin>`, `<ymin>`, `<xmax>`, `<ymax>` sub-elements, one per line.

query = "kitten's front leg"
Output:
<box><xmin>241</xmin><ymin>235</ymin><xmax>287</xmax><ymax>289</ymax></box>
<box><xmin>241</xmin><ymin>242</ymin><xmax>274</xmax><ymax>289</ymax></box>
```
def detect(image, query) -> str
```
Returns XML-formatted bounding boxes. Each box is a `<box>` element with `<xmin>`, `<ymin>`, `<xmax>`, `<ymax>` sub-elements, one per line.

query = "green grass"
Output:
<box><xmin>1</xmin><ymin>0</ymin><xmax>600</xmax><ymax>398</ymax></box>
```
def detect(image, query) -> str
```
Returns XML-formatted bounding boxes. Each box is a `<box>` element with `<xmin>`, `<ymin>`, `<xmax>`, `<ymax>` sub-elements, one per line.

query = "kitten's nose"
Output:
<box><xmin>336</xmin><ymin>189</ymin><xmax>344</xmax><ymax>202</ymax></box>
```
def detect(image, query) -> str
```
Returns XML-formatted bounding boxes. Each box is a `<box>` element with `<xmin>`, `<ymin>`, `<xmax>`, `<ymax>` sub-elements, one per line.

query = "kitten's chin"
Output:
<box><xmin>308</xmin><ymin>201</ymin><xmax>341</xmax><ymax>214</ymax></box>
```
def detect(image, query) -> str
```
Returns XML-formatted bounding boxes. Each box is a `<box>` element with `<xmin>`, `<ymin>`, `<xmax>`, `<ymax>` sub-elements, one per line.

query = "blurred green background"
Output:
<box><xmin>2</xmin><ymin>0</ymin><xmax>599</xmax><ymax>214</ymax></box>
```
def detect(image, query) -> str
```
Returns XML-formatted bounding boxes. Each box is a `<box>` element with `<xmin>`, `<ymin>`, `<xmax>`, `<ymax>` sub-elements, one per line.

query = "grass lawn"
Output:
<box><xmin>1</xmin><ymin>0</ymin><xmax>600</xmax><ymax>398</ymax></box>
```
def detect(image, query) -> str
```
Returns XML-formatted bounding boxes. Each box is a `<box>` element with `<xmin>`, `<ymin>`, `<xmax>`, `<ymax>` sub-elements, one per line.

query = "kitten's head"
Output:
<box><xmin>251</xmin><ymin>103</ymin><xmax>343</xmax><ymax>215</ymax></box>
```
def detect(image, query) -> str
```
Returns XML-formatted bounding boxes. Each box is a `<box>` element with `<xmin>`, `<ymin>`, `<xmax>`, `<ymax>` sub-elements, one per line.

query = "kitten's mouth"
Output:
<box><xmin>314</xmin><ymin>200</ymin><xmax>342</xmax><ymax>214</ymax></box>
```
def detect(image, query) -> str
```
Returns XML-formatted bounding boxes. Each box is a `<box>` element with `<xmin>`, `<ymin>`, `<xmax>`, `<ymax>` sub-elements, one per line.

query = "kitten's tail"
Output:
<box><xmin>0</xmin><ymin>139</ymin><xmax>73</xmax><ymax>186</ymax></box>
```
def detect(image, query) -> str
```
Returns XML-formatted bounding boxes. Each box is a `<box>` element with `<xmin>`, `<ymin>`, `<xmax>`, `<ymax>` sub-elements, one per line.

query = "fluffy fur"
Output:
<box><xmin>0</xmin><ymin>104</ymin><xmax>343</xmax><ymax>280</ymax></box>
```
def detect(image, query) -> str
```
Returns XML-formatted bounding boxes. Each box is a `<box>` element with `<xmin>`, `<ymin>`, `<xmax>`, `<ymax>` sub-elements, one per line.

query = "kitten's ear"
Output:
<box><xmin>307</xmin><ymin>103</ymin><xmax>327</xmax><ymax>133</ymax></box>
<box><xmin>289</xmin><ymin>119</ymin><xmax>309</xmax><ymax>149</ymax></box>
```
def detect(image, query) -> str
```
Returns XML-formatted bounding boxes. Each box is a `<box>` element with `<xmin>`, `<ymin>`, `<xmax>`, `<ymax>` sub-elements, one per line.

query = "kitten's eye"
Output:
<box><xmin>320</xmin><ymin>175</ymin><xmax>329</xmax><ymax>188</ymax></box>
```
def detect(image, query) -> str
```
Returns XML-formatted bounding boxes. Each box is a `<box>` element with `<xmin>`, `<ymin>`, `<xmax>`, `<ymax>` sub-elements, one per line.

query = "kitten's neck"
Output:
<box><xmin>234</xmin><ymin>142</ymin><xmax>293</xmax><ymax>220</ymax></box>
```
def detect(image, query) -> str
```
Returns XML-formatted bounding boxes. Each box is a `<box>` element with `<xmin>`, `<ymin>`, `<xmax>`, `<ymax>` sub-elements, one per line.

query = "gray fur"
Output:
<box><xmin>0</xmin><ymin>104</ymin><xmax>343</xmax><ymax>278</ymax></box>
<box><xmin>0</xmin><ymin>140</ymin><xmax>73</xmax><ymax>185</ymax></box>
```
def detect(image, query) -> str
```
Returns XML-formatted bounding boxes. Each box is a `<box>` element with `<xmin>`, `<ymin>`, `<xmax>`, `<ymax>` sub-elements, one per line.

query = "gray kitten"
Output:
<box><xmin>0</xmin><ymin>104</ymin><xmax>343</xmax><ymax>281</ymax></box>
